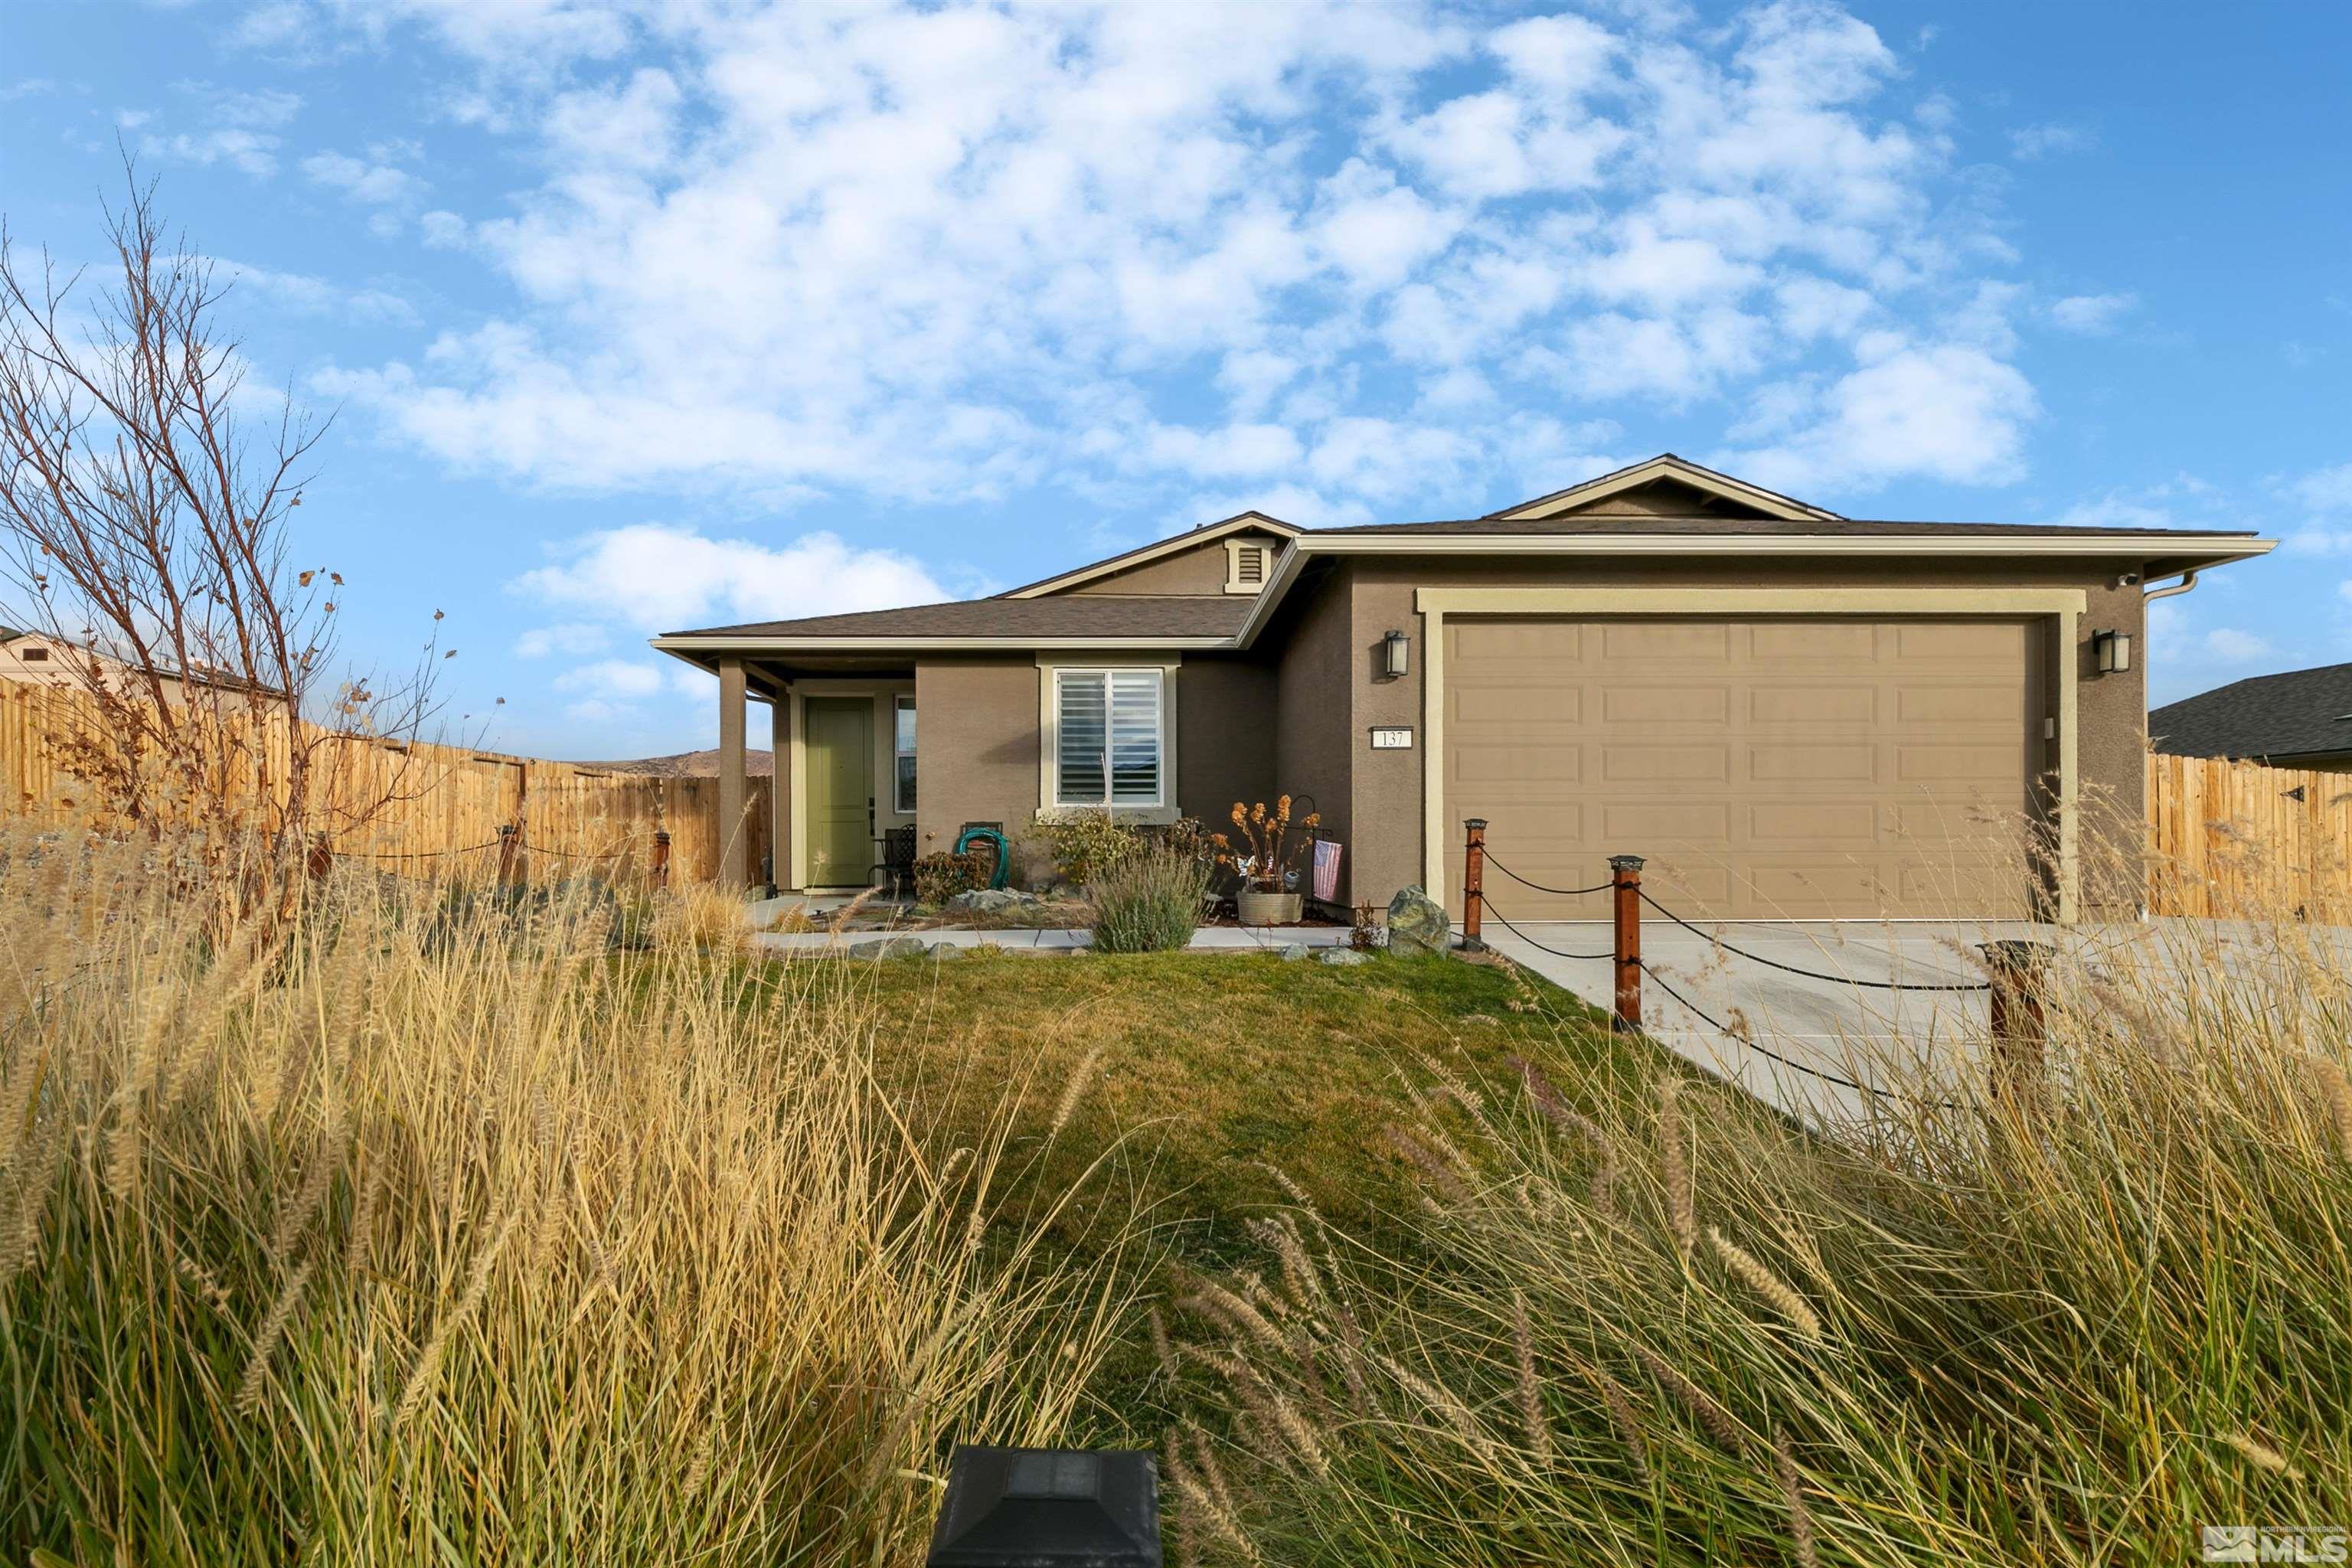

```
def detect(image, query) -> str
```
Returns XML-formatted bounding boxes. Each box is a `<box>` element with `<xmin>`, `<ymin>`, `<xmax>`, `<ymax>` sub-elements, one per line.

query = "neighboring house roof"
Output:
<box><xmin>1313</xmin><ymin>515</ymin><xmax>2261</xmax><ymax>539</ymax></box>
<box><xmin>660</xmin><ymin>593</ymin><xmax>1250</xmax><ymax>647</ymax></box>
<box><xmin>2150</xmin><ymin>662</ymin><xmax>2352</xmax><ymax>763</ymax></box>
<box><xmin>0</xmin><ymin>626</ymin><xmax>287</xmax><ymax>698</ymax></box>
<box><xmin>996</xmin><ymin>510</ymin><xmax>1298</xmax><ymax>599</ymax></box>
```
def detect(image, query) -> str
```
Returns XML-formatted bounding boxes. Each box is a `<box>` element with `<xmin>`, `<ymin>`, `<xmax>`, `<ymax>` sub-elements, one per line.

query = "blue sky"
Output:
<box><xmin>6</xmin><ymin>0</ymin><xmax>2347</xmax><ymax>760</ymax></box>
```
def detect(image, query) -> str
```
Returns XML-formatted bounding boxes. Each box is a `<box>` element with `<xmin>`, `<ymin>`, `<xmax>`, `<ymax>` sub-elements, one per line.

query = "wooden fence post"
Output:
<box><xmin>1461</xmin><ymin>818</ymin><xmax>1488</xmax><ymax>950</ymax></box>
<box><xmin>1609</xmin><ymin>854</ymin><xmax>1645</xmax><ymax>1033</ymax></box>
<box><xmin>497</xmin><ymin>823</ymin><xmax>521</xmax><ymax>887</ymax></box>
<box><xmin>652</xmin><ymin>828</ymin><xmax>671</xmax><ymax>891</ymax></box>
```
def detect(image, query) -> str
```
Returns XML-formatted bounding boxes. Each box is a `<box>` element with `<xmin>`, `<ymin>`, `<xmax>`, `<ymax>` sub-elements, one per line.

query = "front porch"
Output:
<box><xmin>705</xmin><ymin>654</ymin><xmax>916</xmax><ymax>894</ymax></box>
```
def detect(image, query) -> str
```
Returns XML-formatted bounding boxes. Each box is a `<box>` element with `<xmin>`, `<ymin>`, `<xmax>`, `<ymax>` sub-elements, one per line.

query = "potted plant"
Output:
<box><xmin>1213</xmin><ymin>795</ymin><xmax>1319</xmax><ymax>925</ymax></box>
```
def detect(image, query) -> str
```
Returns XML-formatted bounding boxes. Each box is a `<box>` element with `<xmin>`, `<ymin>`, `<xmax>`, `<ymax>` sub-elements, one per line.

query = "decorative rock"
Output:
<box><xmin>858</xmin><ymin>936</ymin><xmax>931</xmax><ymax>960</ymax></box>
<box><xmin>1318</xmin><ymin>947</ymin><xmax>1370</xmax><ymax>966</ymax></box>
<box><xmin>946</xmin><ymin>887</ymin><xmax>1041</xmax><ymax>914</ymax></box>
<box><xmin>1277</xmin><ymin>942</ymin><xmax>1312</xmax><ymax>961</ymax></box>
<box><xmin>929</xmin><ymin>942</ymin><xmax>967</xmax><ymax>960</ymax></box>
<box><xmin>1385</xmin><ymin>885</ymin><xmax>1451</xmax><ymax>958</ymax></box>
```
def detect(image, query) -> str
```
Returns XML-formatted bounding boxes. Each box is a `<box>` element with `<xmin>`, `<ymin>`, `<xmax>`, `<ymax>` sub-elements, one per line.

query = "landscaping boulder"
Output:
<box><xmin>1318</xmin><ymin>947</ymin><xmax>1370</xmax><ymax>966</ymax></box>
<box><xmin>928</xmin><ymin>942</ymin><xmax>967</xmax><ymax>961</ymax></box>
<box><xmin>1277</xmin><ymin>942</ymin><xmax>1311</xmax><ymax>962</ymax></box>
<box><xmin>857</xmin><ymin>936</ymin><xmax>930</xmax><ymax>961</ymax></box>
<box><xmin>1385</xmin><ymin>886</ymin><xmax>1451</xmax><ymax>957</ymax></box>
<box><xmin>946</xmin><ymin>887</ymin><xmax>1041</xmax><ymax>915</ymax></box>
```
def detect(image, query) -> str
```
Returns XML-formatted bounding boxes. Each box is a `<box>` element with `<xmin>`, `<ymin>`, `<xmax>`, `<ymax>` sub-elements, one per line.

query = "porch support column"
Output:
<box><xmin>717</xmin><ymin>656</ymin><xmax>750</xmax><ymax>887</ymax></box>
<box><xmin>769</xmin><ymin>682</ymin><xmax>792</xmax><ymax>892</ymax></box>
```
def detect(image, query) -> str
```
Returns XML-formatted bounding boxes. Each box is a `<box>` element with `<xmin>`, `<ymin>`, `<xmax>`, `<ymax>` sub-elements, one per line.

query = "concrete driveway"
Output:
<box><xmin>1480</xmin><ymin>915</ymin><xmax>2352</xmax><ymax>1124</ymax></box>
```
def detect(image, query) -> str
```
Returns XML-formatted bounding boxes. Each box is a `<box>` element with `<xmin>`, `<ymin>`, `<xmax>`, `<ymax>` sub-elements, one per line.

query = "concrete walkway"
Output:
<box><xmin>1482</xmin><ymin>915</ymin><xmax>2352</xmax><ymax>1124</ymax></box>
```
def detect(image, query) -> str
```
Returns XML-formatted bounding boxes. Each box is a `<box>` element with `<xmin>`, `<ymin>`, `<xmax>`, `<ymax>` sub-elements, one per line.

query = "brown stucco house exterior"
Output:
<box><xmin>652</xmin><ymin>456</ymin><xmax>2270</xmax><ymax>923</ymax></box>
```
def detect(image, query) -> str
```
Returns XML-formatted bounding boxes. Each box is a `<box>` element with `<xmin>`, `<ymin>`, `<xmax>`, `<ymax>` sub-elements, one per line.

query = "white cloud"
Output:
<box><xmin>514</xmin><ymin>622</ymin><xmax>609</xmax><ymax>658</ymax></box>
<box><xmin>553</xmin><ymin>658</ymin><xmax>667</xmax><ymax>698</ymax></box>
<box><xmin>2200</xmin><ymin>628</ymin><xmax>2273</xmax><ymax>662</ymax></box>
<box><xmin>2011</xmin><ymin>122</ymin><xmax>2093</xmax><ymax>160</ymax></box>
<box><xmin>2050</xmin><ymin>292</ymin><xmax>2136</xmax><ymax>335</ymax></box>
<box><xmin>303</xmin><ymin>150</ymin><xmax>430</xmax><ymax>207</ymax></box>
<box><xmin>511</xmin><ymin>524</ymin><xmax>950</xmax><ymax>633</ymax></box>
<box><xmin>2289</xmin><ymin>462</ymin><xmax>2352</xmax><ymax>512</ymax></box>
<box><xmin>1725</xmin><ymin>341</ymin><xmax>2039</xmax><ymax>495</ymax></box>
<box><xmin>417</xmin><ymin>211</ymin><xmax>469</xmax><ymax>248</ymax></box>
<box><xmin>304</xmin><ymin>0</ymin><xmax>2044</xmax><ymax>510</ymax></box>
<box><xmin>136</xmin><ymin>83</ymin><xmax>301</xmax><ymax>177</ymax></box>
<box><xmin>214</xmin><ymin>257</ymin><xmax>418</xmax><ymax>324</ymax></box>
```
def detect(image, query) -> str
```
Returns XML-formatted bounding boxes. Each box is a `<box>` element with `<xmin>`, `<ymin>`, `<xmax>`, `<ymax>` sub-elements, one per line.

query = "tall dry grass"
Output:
<box><xmin>0</xmin><ymin>829</ymin><xmax>1133</xmax><ymax>1564</ymax></box>
<box><xmin>1168</xmin><ymin>858</ymin><xmax>2352</xmax><ymax>1563</ymax></box>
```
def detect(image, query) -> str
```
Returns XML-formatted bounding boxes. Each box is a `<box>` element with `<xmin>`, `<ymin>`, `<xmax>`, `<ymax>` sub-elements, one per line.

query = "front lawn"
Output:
<box><xmin>848</xmin><ymin>949</ymin><xmax>1645</xmax><ymax>1261</ymax></box>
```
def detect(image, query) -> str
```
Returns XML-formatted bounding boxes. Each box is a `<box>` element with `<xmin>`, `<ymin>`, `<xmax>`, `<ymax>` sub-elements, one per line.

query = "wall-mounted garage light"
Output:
<box><xmin>1382</xmin><ymin>628</ymin><xmax>1410</xmax><ymax>679</ymax></box>
<box><xmin>2092</xmin><ymin>629</ymin><xmax>2132</xmax><ymax>675</ymax></box>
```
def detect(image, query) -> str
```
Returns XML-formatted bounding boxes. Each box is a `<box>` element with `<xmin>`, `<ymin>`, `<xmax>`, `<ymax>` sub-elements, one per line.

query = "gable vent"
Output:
<box><xmin>1225</xmin><ymin>538</ymin><xmax>1271</xmax><ymax>594</ymax></box>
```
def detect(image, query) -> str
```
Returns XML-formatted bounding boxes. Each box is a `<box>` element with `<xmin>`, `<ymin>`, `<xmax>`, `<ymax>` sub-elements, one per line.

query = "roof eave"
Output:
<box><xmin>1235</xmin><ymin>532</ymin><xmax>2275</xmax><ymax>649</ymax></box>
<box><xmin>651</xmin><ymin>634</ymin><xmax>1237</xmax><ymax>673</ymax></box>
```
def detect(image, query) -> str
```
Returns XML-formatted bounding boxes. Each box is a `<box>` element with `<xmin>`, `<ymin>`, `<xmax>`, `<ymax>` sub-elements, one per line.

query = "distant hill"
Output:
<box><xmin>568</xmin><ymin>748</ymin><xmax>775</xmax><ymax>777</ymax></box>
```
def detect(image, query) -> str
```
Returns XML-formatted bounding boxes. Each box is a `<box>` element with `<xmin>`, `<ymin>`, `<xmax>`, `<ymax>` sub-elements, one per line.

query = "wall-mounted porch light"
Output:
<box><xmin>1382</xmin><ymin>628</ymin><xmax>1411</xmax><ymax>679</ymax></box>
<box><xmin>2092</xmin><ymin>629</ymin><xmax>2132</xmax><ymax>675</ymax></box>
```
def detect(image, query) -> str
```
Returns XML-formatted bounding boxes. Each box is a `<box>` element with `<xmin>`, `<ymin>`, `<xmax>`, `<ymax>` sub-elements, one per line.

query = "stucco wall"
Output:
<box><xmin>1177</xmin><ymin>655</ymin><xmax>1277</xmax><ymax>827</ymax></box>
<box><xmin>916</xmin><ymin>652</ymin><xmax>1276</xmax><ymax>887</ymax></box>
<box><xmin>914</xmin><ymin>657</ymin><xmax>1044</xmax><ymax>878</ymax></box>
<box><xmin>1337</xmin><ymin>554</ymin><xmax>2151</xmax><ymax>915</ymax></box>
<box><xmin>1270</xmin><ymin>565</ymin><xmax>1358</xmax><ymax>900</ymax></box>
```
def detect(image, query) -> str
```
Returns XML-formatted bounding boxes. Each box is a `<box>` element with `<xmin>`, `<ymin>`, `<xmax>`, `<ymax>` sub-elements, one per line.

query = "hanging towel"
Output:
<box><xmin>1312</xmin><ymin>838</ymin><xmax>1343</xmax><ymax>903</ymax></box>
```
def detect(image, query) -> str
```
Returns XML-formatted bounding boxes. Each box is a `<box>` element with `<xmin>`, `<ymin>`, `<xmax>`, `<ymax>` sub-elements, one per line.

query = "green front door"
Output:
<box><xmin>803</xmin><ymin>697</ymin><xmax>875</xmax><ymax>888</ymax></box>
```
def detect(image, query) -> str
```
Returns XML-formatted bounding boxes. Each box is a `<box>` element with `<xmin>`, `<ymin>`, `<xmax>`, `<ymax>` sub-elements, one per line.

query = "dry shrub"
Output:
<box><xmin>0</xmin><ymin>825</ymin><xmax>1131</xmax><ymax>1564</ymax></box>
<box><xmin>1171</xmin><ymin>828</ymin><xmax>2352</xmax><ymax>1563</ymax></box>
<box><xmin>1088</xmin><ymin>843</ymin><xmax>1211</xmax><ymax>953</ymax></box>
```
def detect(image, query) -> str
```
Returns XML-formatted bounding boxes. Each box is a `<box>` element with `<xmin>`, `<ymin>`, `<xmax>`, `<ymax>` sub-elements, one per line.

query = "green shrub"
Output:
<box><xmin>1032</xmin><ymin>808</ymin><xmax>1151</xmax><ymax>887</ymax></box>
<box><xmin>1086</xmin><ymin>843</ymin><xmax>1210</xmax><ymax>953</ymax></box>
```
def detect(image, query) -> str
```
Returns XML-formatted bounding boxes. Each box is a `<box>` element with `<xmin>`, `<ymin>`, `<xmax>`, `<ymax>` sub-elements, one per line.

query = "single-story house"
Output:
<box><xmin>653</xmin><ymin>455</ymin><xmax>2271</xmax><ymax>922</ymax></box>
<box><xmin>0</xmin><ymin>626</ymin><xmax>286</xmax><ymax>707</ymax></box>
<box><xmin>2151</xmin><ymin>662</ymin><xmax>2352</xmax><ymax>772</ymax></box>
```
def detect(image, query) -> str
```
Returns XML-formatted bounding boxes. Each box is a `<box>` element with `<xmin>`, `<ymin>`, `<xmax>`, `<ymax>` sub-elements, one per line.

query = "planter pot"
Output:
<box><xmin>1236</xmin><ymin>890</ymin><xmax>1303</xmax><ymax>926</ymax></box>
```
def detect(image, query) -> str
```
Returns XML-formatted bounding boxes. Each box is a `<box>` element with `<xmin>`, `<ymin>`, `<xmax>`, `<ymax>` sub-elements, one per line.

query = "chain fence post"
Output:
<box><xmin>1609</xmin><ymin>854</ymin><xmax>1645</xmax><ymax>1032</ymax></box>
<box><xmin>1980</xmin><ymin>939</ymin><xmax>2053</xmax><ymax>1109</ymax></box>
<box><xmin>1462</xmin><ymin>818</ymin><xmax>1488</xmax><ymax>951</ymax></box>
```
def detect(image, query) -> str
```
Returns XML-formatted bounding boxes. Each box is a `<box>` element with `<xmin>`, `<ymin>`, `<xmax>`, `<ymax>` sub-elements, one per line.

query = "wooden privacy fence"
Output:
<box><xmin>2146</xmin><ymin>753</ymin><xmax>2352</xmax><ymax>921</ymax></box>
<box><xmin>0</xmin><ymin>684</ymin><xmax>771</xmax><ymax>885</ymax></box>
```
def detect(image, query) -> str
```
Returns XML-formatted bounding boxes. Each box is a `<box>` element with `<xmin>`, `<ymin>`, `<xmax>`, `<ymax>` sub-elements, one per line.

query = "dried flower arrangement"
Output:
<box><xmin>1210</xmin><ymin>795</ymin><xmax>1321</xmax><ymax>893</ymax></box>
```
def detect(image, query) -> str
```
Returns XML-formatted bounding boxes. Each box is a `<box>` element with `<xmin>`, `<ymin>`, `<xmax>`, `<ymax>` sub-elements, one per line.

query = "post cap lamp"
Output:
<box><xmin>926</xmin><ymin>1447</ymin><xmax>1161</xmax><ymax>1566</ymax></box>
<box><xmin>2092</xmin><ymin>629</ymin><xmax>2132</xmax><ymax>675</ymax></box>
<box><xmin>1382</xmin><ymin>628</ymin><xmax>1410</xmax><ymax>679</ymax></box>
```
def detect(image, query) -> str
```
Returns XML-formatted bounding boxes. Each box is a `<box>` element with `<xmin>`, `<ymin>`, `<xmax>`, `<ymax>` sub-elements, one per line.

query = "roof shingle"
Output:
<box><xmin>2149</xmin><ymin>662</ymin><xmax>2352</xmax><ymax>763</ymax></box>
<box><xmin>662</xmin><ymin>594</ymin><xmax>1250</xmax><ymax>641</ymax></box>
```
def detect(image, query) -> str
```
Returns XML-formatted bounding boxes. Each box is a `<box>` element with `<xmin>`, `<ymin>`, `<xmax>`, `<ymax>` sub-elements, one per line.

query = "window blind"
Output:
<box><xmin>1055</xmin><ymin>669</ymin><xmax>1161</xmax><ymax>806</ymax></box>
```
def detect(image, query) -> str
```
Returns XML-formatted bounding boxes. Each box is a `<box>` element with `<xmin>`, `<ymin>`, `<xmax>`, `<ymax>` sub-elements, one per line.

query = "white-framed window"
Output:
<box><xmin>1053</xmin><ymin>668</ymin><xmax>1165</xmax><ymax>808</ymax></box>
<box><xmin>893</xmin><ymin>694</ymin><xmax>917</xmax><ymax>815</ymax></box>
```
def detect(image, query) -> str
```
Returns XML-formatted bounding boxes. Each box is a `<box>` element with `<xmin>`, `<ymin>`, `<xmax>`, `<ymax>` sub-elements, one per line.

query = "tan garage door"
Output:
<box><xmin>1442</xmin><ymin>617</ymin><xmax>2040</xmax><ymax>921</ymax></box>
